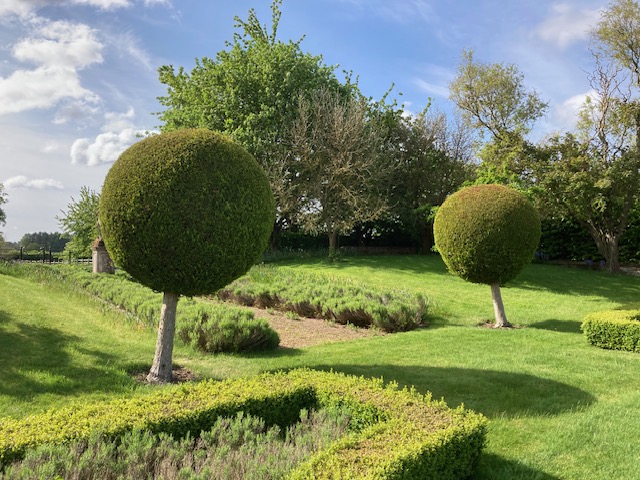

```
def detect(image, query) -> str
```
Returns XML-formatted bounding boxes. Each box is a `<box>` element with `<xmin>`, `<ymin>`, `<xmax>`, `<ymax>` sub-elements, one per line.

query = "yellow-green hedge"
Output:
<box><xmin>582</xmin><ymin>310</ymin><xmax>640</xmax><ymax>353</ymax></box>
<box><xmin>0</xmin><ymin>369</ymin><xmax>487</xmax><ymax>479</ymax></box>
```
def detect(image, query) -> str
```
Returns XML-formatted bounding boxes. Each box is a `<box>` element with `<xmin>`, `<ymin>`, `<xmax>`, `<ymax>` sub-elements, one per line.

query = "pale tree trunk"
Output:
<box><xmin>490</xmin><ymin>283</ymin><xmax>512</xmax><ymax>328</ymax></box>
<box><xmin>147</xmin><ymin>292</ymin><xmax>179</xmax><ymax>383</ymax></box>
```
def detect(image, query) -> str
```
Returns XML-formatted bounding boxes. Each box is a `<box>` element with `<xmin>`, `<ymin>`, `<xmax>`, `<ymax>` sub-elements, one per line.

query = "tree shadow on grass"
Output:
<box><xmin>472</xmin><ymin>453</ymin><xmax>561</xmax><ymax>480</ymax></box>
<box><xmin>0</xmin><ymin>309</ymin><xmax>133</xmax><ymax>401</ymax></box>
<box><xmin>299</xmin><ymin>364</ymin><xmax>595</xmax><ymax>419</ymax></box>
<box><xmin>528</xmin><ymin>319</ymin><xmax>583</xmax><ymax>334</ymax></box>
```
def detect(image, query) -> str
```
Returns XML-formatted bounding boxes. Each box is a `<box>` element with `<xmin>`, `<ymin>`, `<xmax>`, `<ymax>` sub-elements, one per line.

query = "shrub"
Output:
<box><xmin>219</xmin><ymin>265</ymin><xmax>429</xmax><ymax>332</ymax></box>
<box><xmin>3</xmin><ymin>408</ymin><xmax>350</xmax><ymax>480</ymax></box>
<box><xmin>177</xmin><ymin>304</ymin><xmax>280</xmax><ymax>353</ymax></box>
<box><xmin>434</xmin><ymin>184</ymin><xmax>541</xmax><ymax>285</ymax></box>
<box><xmin>434</xmin><ymin>184</ymin><xmax>541</xmax><ymax>327</ymax></box>
<box><xmin>582</xmin><ymin>310</ymin><xmax>640</xmax><ymax>353</ymax></box>
<box><xmin>0</xmin><ymin>263</ymin><xmax>279</xmax><ymax>354</ymax></box>
<box><xmin>99</xmin><ymin>129</ymin><xmax>274</xmax><ymax>296</ymax></box>
<box><xmin>100</xmin><ymin>128</ymin><xmax>275</xmax><ymax>381</ymax></box>
<box><xmin>0</xmin><ymin>369</ymin><xmax>487</xmax><ymax>479</ymax></box>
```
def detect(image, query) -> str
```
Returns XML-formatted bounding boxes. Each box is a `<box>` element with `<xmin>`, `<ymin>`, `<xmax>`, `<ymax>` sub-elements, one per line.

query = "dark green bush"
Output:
<box><xmin>99</xmin><ymin>129</ymin><xmax>275</xmax><ymax>296</ymax></box>
<box><xmin>219</xmin><ymin>265</ymin><xmax>429</xmax><ymax>332</ymax></box>
<box><xmin>0</xmin><ymin>370</ymin><xmax>486</xmax><ymax>479</ymax></box>
<box><xmin>582</xmin><ymin>310</ymin><xmax>640</xmax><ymax>353</ymax></box>
<box><xmin>433</xmin><ymin>184</ymin><xmax>541</xmax><ymax>284</ymax></box>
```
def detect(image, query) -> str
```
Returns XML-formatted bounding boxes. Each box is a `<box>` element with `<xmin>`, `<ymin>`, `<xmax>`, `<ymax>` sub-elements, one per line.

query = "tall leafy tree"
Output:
<box><xmin>156</xmin><ymin>0</ymin><xmax>344</xmax><ymax>248</ymax></box>
<box><xmin>289</xmin><ymin>87</ymin><xmax>391</xmax><ymax>256</ymax></box>
<box><xmin>57</xmin><ymin>186</ymin><xmax>100</xmax><ymax>258</ymax></box>
<box><xmin>449</xmin><ymin>50</ymin><xmax>547</xmax><ymax>179</ymax></box>
<box><xmin>388</xmin><ymin>110</ymin><xmax>473</xmax><ymax>252</ymax></box>
<box><xmin>532</xmin><ymin>55</ymin><xmax>640</xmax><ymax>273</ymax></box>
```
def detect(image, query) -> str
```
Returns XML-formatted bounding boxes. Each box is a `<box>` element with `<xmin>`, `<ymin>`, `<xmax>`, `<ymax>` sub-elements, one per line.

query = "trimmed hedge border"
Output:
<box><xmin>582</xmin><ymin>310</ymin><xmax>640</xmax><ymax>353</ymax></box>
<box><xmin>0</xmin><ymin>369</ymin><xmax>487</xmax><ymax>479</ymax></box>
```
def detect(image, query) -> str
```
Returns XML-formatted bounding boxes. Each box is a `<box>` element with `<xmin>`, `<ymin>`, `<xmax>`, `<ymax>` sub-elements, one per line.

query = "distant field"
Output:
<box><xmin>1</xmin><ymin>256</ymin><xmax>639</xmax><ymax>479</ymax></box>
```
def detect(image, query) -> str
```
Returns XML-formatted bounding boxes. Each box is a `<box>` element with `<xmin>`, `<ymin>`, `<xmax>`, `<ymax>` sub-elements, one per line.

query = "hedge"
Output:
<box><xmin>0</xmin><ymin>369</ymin><xmax>487</xmax><ymax>479</ymax></box>
<box><xmin>219</xmin><ymin>265</ymin><xmax>429</xmax><ymax>333</ymax></box>
<box><xmin>0</xmin><ymin>263</ymin><xmax>279</xmax><ymax>354</ymax></box>
<box><xmin>581</xmin><ymin>310</ymin><xmax>640</xmax><ymax>353</ymax></box>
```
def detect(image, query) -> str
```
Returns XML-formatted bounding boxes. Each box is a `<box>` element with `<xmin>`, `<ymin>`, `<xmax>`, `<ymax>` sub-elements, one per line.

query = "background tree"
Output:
<box><xmin>156</xmin><ymin>0</ymin><xmax>345</xmax><ymax>249</ymax></box>
<box><xmin>388</xmin><ymin>109</ymin><xmax>473</xmax><ymax>252</ymax></box>
<box><xmin>434</xmin><ymin>184</ymin><xmax>541</xmax><ymax>328</ymax></box>
<box><xmin>99</xmin><ymin>129</ymin><xmax>274</xmax><ymax>383</ymax></box>
<box><xmin>57</xmin><ymin>186</ymin><xmax>100</xmax><ymax>258</ymax></box>
<box><xmin>449</xmin><ymin>49</ymin><xmax>547</xmax><ymax>180</ymax></box>
<box><xmin>289</xmin><ymin>87</ymin><xmax>390</xmax><ymax>256</ymax></box>
<box><xmin>19</xmin><ymin>232</ymin><xmax>70</xmax><ymax>252</ymax></box>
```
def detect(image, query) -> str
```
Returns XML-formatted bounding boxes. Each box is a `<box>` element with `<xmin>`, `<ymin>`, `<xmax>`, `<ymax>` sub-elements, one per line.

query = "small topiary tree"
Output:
<box><xmin>433</xmin><ymin>184</ymin><xmax>540</xmax><ymax>328</ymax></box>
<box><xmin>99</xmin><ymin>129</ymin><xmax>274</xmax><ymax>382</ymax></box>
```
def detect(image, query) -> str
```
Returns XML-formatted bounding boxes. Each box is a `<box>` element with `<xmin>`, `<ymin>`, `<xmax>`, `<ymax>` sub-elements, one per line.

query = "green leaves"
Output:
<box><xmin>582</xmin><ymin>309</ymin><xmax>640</xmax><ymax>353</ymax></box>
<box><xmin>434</xmin><ymin>184</ymin><xmax>541</xmax><ymax>285</ymax></box>
<box><xmin>100</xmin><ymin>129</ymin><xmax>274</xmax><ymax>296</ymax></box>
<box><xmin>57</xmin><ymin>186</ymin><xmax>100</xmax><ymax>258</ymax></box>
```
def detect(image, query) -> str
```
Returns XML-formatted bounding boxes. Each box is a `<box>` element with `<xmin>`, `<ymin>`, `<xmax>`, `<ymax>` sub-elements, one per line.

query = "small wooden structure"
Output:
<box><xmin>91</xmin><ymin>237</ymin><xmax>115</xmax><ymax>274</ymax></box>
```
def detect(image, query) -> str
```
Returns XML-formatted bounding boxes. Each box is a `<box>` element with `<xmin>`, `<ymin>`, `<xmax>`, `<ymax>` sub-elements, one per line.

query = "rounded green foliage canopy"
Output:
<box><xmin>99</xmin><ymin>129</ymin><xmax>275</xmax><ymax>296</ymax></box>
<box><xmin>433</xmin><ymin>184</ymin><xmax>541</xmax><ymax>285</ymax></box>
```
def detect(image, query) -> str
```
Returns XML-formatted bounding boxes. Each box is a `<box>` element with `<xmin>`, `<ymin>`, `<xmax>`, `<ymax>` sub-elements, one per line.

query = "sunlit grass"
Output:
<box><xmin>1</xmin><ymin>256</ymin><xmax>640</xmax><ymax>479</ymax></box>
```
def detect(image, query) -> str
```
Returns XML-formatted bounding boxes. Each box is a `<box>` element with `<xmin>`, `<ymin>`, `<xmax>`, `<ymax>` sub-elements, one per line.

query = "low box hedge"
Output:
<box><xmin>0</xmin><ymin>369</ymin><xmax>486</xmax><ymax>479</ymax></box>
<box><xmin>582</xmin><ymin>309</ymin><xmax>640</xmax><ymax>353</ymax></box>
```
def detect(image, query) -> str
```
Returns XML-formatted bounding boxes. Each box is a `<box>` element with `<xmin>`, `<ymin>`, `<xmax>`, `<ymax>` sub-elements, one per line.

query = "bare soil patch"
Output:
<box><xmin>249</xmin><ymin>307</ymin><xmax>382</xmax><ymax>349</ymax></box>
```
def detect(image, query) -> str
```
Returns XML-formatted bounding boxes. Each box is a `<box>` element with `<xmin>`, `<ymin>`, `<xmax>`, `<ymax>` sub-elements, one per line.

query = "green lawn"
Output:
<box><xmin>1</xmin><ymin>256</ymin><xmax>639</xmax><ymax>479</ymax></box>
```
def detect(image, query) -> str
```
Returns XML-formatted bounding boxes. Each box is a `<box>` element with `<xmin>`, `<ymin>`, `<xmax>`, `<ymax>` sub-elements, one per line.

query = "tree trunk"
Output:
<box><xmin>147</xmin><ymin>292</ymin><xmax>179</xmax><ymax>383</ymax></box>
<box><xmin>490</xmin><ymin>283</ymin><xmax>512</xmax><ymax>328</ymax></box>
<box><xmin>419</xmin><ymin>223</ymin><xmax>434</xmax><ymax>254</ymax></box>
<box><xmin>587</xmin><ymin>226</ymin><xmax>621</xmax><ymax>274</ymax></box>
<box><xmin>270</xmin><ymin>220</ymin><xmax>282</xmax><ymax>251</ymax></box>
<box><xmin>328</xmin><ymin>230</ymin><xmax>338</xmax><ymax>257</ymax></box>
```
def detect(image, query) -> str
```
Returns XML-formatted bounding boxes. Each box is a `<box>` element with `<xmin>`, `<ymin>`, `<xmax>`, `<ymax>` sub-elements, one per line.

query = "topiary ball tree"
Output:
<box><xmin>433</xmin><ymin>184</ymin><xmax>540</xmax><ymax>328</ymax></box>
<box><xmin>99</xmin><ymin>129</ymin><xmax>274</xmax><ymax>382</ymax></box>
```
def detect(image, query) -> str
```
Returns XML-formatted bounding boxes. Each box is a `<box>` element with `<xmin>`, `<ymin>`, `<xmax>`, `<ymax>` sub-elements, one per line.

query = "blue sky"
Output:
<box><xmin>0</xmin><ymin>0</ymin><xmax>606</xmax><ymax>242</ymax></box>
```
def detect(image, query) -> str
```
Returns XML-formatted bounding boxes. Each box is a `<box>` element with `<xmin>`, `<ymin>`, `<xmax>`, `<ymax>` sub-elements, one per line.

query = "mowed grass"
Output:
<box><xmin>1</xmin><ymin>256</ymin><xmax>640</xmax><ymax>479</ymax></box>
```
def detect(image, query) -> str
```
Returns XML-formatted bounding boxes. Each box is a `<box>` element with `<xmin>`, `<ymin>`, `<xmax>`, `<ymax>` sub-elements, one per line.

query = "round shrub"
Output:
<box><xmin>99</xmin><ymin>129</ymin><xmax>275</xmax><ymax>296</ymax></box>
<box><xmin>433</xmin><ymin>184</ymin><xmax>541</xmax><ymax>285</ymax></box>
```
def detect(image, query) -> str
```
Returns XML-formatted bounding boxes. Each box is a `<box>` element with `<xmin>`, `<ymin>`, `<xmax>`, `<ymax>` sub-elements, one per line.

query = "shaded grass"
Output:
<box><xmin>1</xmin><ymin>257</ymin><xmax>640</xmax><ymax>479</ymax></box>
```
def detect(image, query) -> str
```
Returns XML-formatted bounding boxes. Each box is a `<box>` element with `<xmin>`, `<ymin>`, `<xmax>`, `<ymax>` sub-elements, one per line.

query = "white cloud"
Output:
<box><xmin>73</xmin><ymin>0</ymin><xmax>131</xmax><ymax>8</ymax></box>
<box><xmin>53</xmin><ymin>100</ymin><xmax>100</xmax><ymax>125</ymax></box>
<box><xmin>535</xmin><ymin>4</ymin><xmax>602</xmax><ymax>49</ymax></box>
<box><xmin>414</xmin><ymin>78</ymin><xmax>449</xmax><ymax>98</ymax></box>
<box><xmin>102</xmin><ymin>106</ymin><xmax>135</xmax><ymax>132</ymax></box>
<box><xmin>71</xmin><ymin>129</ymin><xmax>142</xmax><ymax>166</ymax></box>
<box><xmin>413</xmin><ymin>63</ymin><xmax>455</xmax><ymax>99</ymax></box>
<box><xmin>14</xmin><ymin>21</ymin><xmax>103</xmax><ymax>68</ymax></box>
<box><xmin>70</xmin><ymin>107</ymin><xmax>152</xmax><ymax>166</ymax></box>
<box><xmin>0</xmin><ymin>0</ymin><xmax>170</xmax><ymax>18</ymax></box>
<box><xmin>552</xmin><ymin>90</ymin><xmax>593</xmax><ymax>131</ymax></box>
<box><xmin>0</xmin><ymin>0</ymin><xmax>45</xmax><ymax>17</ymax></box>
<box><xmin>4</xmin><ymin>175</ymin><xmax>64</xmax><ymax>190</ymax></box>
<box><xmin>0</xmin><ymin>19</ymin><xmax>103</xmax><ymax>115</ymax></box>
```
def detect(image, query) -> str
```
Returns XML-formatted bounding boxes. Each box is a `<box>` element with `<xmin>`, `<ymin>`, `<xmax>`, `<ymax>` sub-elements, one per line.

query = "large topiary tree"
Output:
<box><xmin>433</xmin><ymin>184</ymin><xmax>540</xmax><ymax>328</ymax></box>
<box><xmin>99</xmin><ymin>129</ymin><xmax>274</xmax><ymax>382</ymax></box>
